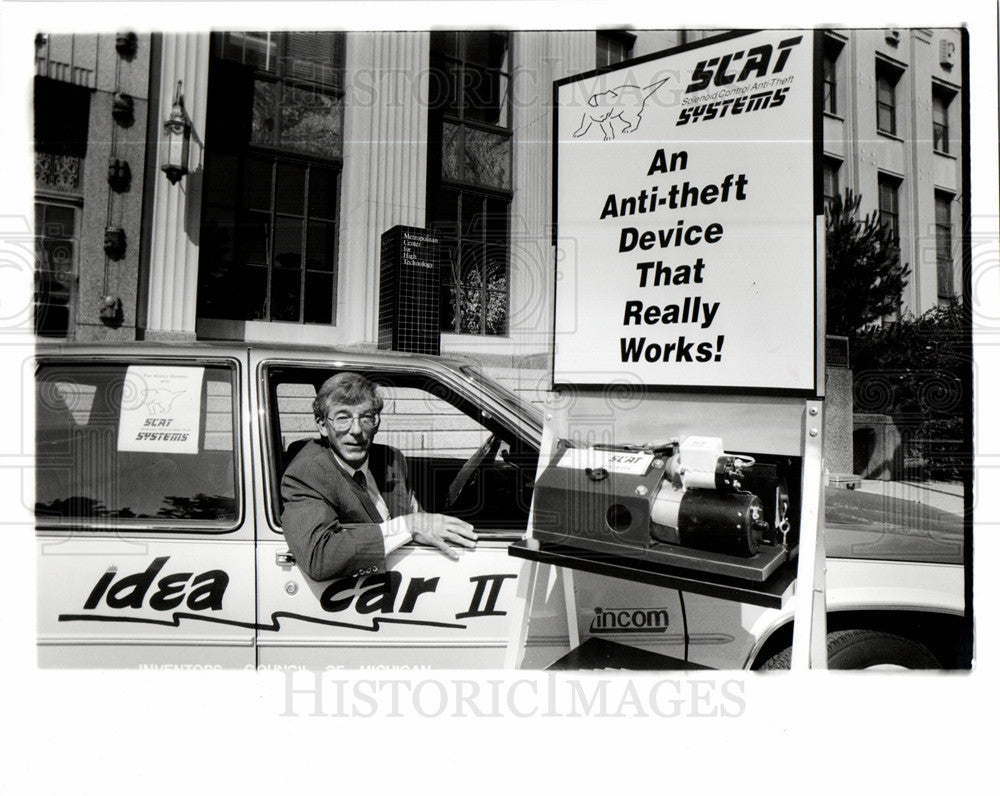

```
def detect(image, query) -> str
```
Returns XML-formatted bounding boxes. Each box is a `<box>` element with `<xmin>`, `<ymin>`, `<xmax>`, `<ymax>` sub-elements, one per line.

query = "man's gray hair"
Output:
<box><xmin>313</xmin><ymin>372</ymin><xmax>384</xmax><ymax>421</ymax></box>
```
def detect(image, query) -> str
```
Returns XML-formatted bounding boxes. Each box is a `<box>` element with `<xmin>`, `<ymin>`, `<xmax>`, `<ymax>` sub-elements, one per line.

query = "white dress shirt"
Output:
<box><xmin>332</xmin><ymin>451</ymin><xmax>419</xmax><ymax>555</ymax></box>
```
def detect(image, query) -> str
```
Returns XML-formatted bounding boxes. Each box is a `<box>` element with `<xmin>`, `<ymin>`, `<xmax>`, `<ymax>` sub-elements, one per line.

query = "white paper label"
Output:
<box><xmin>557</xmin><ymin>448</ymin><xmax>655</xmax><ymax>475</ymax></box>
<box><xmin>117</xmin><ymin>366</ymin><xmax>204</xmax><ymax>454</ymax></box>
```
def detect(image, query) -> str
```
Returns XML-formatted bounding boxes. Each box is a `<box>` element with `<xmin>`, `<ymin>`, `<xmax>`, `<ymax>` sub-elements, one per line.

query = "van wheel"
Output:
<box><xmin>758</xmin><ymin>629</ymin><xmax>941</xmax><ymax>670</ymax></box>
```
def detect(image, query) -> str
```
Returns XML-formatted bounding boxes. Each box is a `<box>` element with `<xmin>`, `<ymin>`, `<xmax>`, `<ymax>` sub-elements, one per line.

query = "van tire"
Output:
<box><xmin>758</xmin><ymin>629</ymin><xmax>941</xmax><ymax>670</ymax></box>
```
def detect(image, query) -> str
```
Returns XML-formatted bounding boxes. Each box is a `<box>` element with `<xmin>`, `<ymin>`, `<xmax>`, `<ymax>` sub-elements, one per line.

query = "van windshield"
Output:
<box><xmin>457</xmin><ymin>365</ymin><xmax>543</xmax><ymax>431</ymax></box>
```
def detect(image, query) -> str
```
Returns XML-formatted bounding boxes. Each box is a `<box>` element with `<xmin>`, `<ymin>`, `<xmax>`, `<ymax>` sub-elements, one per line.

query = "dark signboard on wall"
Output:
<box><xmin>378</xmin><ymin>225</ymin><xmax>442</xmax><ymax>355</ymax></box>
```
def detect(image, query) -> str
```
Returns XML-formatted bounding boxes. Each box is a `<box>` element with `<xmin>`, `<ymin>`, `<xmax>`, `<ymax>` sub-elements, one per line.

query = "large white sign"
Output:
<box><xmin>554</xmin><ymin>30</ymin><xmax>818</xmax><ymax>391</ymax></box>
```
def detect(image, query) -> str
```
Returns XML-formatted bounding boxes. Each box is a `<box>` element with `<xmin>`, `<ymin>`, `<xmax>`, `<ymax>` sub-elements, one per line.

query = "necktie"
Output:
<box><xmin>353</xmin><ymin>469</ymin><xmax>391</xmax><ymax>520</ymax></box>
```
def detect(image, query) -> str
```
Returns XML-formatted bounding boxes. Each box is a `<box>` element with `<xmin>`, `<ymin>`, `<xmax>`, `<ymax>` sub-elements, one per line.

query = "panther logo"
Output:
<box><xmin>573</xmin><ymin>78</ymin><xmax>669</xmax><ymax>140</ymax></box>
<box><xmin>140</xmin><ymin>387</ymin><xmax>185</xmax><ymax>415</ymax></box>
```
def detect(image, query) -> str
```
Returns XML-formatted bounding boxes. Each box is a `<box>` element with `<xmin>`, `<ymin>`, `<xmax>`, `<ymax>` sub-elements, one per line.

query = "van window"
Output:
<box><xmin>264</xmin><ymin>366</ymin><xmax>535</xmax><ymax>533</ymax></box>
<box><xmin>36</xmin><ymin>362</ymin><xmax>240</xmax><ymax>527</ymax></box>
<box><xmin>272</xmin><ymin>380</ymin><xmax>490</xmax><ymax>459</ymax></box>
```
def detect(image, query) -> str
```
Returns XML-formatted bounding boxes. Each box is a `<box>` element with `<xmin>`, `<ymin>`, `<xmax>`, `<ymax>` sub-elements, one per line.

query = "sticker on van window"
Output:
<box><xmin>117</xmin><ymin>366</ymin><xmax>204</xmax><ymax>454</ymax></box>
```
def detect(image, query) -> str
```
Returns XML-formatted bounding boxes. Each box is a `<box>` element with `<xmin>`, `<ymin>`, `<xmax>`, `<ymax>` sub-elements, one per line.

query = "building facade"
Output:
<box><xmin>34</xmin><ymin>32</ymin><xmax>153</xmax><ymax>341</ymax></box>
<box><xmin>821</xmin><ymin>28</ymin><xmax>965</xmax><ymax>311</ymax></box>
<box><xmin>33</xmin><ymin>29</ymin><xmax>966</xmax><ymax>403</ymax></box>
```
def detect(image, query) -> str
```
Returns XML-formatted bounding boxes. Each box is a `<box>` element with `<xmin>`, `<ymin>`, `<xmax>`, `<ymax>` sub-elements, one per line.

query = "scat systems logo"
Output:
<box><xmin>683</xmin><ymin>36</ymin><xmax>803</xmax><ymax>94</ymax></box>
<box><xmin>590</xmin><ymin>606</ymin><xmax>670</xmax><ymax>634</ymax></box>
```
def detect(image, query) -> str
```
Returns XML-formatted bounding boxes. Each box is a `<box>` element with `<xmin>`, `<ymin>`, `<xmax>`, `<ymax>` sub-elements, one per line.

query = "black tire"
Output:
<box><xmin>759</xmin><ymin>629</ymin><xmax>941</xmax><ymax>670</ymax></box>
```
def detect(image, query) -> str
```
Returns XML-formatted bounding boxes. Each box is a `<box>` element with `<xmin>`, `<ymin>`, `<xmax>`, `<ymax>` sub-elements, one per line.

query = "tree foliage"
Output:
<box><xmin>826</xmin><ymin>189</ymin><xmax>911</xmax><ymax>336</ymax></box>
<box><xmin>851</xmin><ymin>303</ymin><xmax>969</xmax><ymax>479</ymax></box>
<box><xmin>827</xmin><ymin>191</ymin><xmax>967</xmax><ymax>480</ymax></box>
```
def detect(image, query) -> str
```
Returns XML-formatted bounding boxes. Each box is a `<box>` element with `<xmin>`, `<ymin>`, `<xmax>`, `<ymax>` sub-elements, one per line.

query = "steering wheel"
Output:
<box><xmin>445</xmin><ymin>433</ymin><xmax>501</xmax><ymax>509</ymax></box>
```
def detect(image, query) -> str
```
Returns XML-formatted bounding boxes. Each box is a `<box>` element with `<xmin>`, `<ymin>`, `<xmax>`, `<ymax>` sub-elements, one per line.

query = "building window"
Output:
<box><xmin>34</xmin><ymin>200</ymin><xmax>79</xmax><ymax>338</ymax></box>
<box><xmin>200</xmin><ymin>157</ymin><xmax>340</xmax><ymax>323</ymax></box>
<box><xmin>430</xmin><ymin>190</ymin><xmax>510</xmax><ymax>336</ymax></box>
<box><xmin>932</xmin><ymin>84</ymin><xmax>954</xmax><ymax>154</ymax></box>
<box><xmin>596</xmin><ymin>31</ymin><xmax>635</xmax><ymax>69</ymax></box>
<box><xmin>876</xmin><ymin>60</ymin><xmax>902</xmax><ymax>136</ymax></box>
<box><xmin>823</xmin><ymin>37</ymin><xmax>844</xmax><ymax>115</ymax></box>
<box><xmin>216</xmin><ymin>32</ymin><xmax>345</xmax><ymax>158</ymax></box>
<box><xmin>428</xmin><ymin>32</ymin><xmax>513</xmax><ymax>336</ymax></box>
<box><xmin>935</xmin><ymin>191</ymin><xmax>956</xmax><ymax>304</ymax></box>
<box><xmin>34</xmin><ymin>76</ymin><xmax>89</xmax><ymax>339</ymax></box>
<box><xmin>823</xmin><ymin>158</ymin><xmax>842</xmax><ymax>211</ymax></box>
<box><xmin>878</xmin><ymin>173</ymin><xmax>903</xmax><ymax>318</ymax></box>
<box><xmin>877</xmin><ymin>174</ymin><xmax>901</xmax><ymax>242</ymax></box>
<box><xmin>198</xmin><ymin>32</ymin><xmax>345</xmax><ymax>325</ymax></box>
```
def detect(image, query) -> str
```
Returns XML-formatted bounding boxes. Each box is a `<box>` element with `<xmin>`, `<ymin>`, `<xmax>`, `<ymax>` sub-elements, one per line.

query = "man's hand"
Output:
<box><xmin>406</xmin><ymin>513</ymin><xmax>477</xmax><ymax>560</ymax></box>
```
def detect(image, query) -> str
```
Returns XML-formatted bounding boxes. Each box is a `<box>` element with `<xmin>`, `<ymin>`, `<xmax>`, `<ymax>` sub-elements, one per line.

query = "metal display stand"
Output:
<box><xmin>513</xmin><ymin>30</ymin><xmax>829</xmax><ymax>671</ymax></box>
<box><xmin>504</xmin><ymin>397</ymin><xmax>828</xmax><ymax>671</ymax></box>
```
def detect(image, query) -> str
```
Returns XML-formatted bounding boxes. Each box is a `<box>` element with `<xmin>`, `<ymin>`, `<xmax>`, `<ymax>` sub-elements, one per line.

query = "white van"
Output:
<box><xmin>35</xmin><ymin>343</ymin><xmax>969</xmax><ymax>669</ymax></box>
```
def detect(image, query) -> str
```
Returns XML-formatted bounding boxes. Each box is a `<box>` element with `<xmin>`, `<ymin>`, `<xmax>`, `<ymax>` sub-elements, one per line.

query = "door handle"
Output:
<box><xmin>276</xmin><ymin>550</ymin><xmax>296</xmax><ymax>568</ymax></box>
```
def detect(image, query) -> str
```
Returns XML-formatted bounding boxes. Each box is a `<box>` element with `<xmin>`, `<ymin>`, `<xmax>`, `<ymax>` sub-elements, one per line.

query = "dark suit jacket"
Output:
<box><xmin>280</xmin><ymin>439</ymin><xmax>415</xmax><ymax>581</ymax></box>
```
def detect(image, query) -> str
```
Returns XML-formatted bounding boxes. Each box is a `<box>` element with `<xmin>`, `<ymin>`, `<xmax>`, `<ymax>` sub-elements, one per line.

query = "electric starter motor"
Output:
<box><xmin>531</xmin><ymin>436</ymin><xmax>793</xmax><ymax>575</ymax></box>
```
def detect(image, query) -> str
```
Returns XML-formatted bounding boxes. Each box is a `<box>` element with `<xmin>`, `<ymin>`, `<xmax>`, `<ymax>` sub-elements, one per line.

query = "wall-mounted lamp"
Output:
<box><xmin>104</xmin><ymin>226</ymin><xmax>127</xmax><ymax>259</ymax></box>
<box><xmin>112</xmin><ymin>92</ymin><xmax>135</xmax><ymax>124</ymax></box>
<box><xmin>161</xmin><ymin>80</ymin><xmax>191</xmax><ymax>185</ymax></box>
<box><xmin>107</xmin><ymin>157</ymin><xmax>131</xmax><ymax>192</ymax></box>
<box><xmin>99</xmin><ymin>295</ymin><xmax>124</xmax><ymax>326</ymax></box>
<box><xmin>115</xmin><ymin>31</ymin><xmax>138</xmax><ymax>59</ymax></box>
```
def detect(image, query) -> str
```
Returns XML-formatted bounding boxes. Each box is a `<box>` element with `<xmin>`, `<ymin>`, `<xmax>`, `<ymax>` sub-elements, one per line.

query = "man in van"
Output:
<box><xmin>280</xmin><ymin>372</ymin><xmax>477</xmax><ymax>581</ymax></box>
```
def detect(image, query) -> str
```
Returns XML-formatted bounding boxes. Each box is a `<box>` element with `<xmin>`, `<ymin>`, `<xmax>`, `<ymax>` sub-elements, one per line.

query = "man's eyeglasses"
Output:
<box><xmin>327</xmin><ymin>412</ymin><xmax>380</xmax><ymax>432</ymax></box>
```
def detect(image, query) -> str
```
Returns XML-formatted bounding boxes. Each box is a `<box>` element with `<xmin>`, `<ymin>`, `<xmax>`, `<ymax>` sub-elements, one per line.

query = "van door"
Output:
<box><xmin>251</xmin><ymin>357</ymin><xmax>570</xmax><ymax>668</ymax></box>
<box><xmin>35</xmin><ymin>354</ymin><xmax>256</xmax><ymax>668</ymax></box>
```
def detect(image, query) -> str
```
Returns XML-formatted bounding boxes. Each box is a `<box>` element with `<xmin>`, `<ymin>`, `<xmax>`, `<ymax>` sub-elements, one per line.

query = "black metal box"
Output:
<box><xmin>532</xmin><ymin>444</ymin><xmax>666</xmax><ymax>549</ymax></box>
